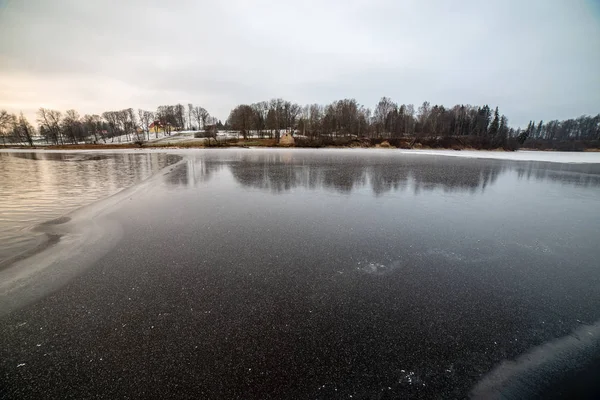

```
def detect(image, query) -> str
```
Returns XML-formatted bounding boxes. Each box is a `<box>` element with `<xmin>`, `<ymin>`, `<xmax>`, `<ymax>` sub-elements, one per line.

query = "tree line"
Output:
<box><xmin>226</xmin><ymin>97</ymin><xmax>599</xmax><ymax>149</ymax></box>
<box><xmin>0</xmin><ymin>98</ymin><xmax>598</xmax><ymax>149</ymax></box>
<box><xmin>520</xmin><ymin>117</ymin><xmax>600</xmax><ymax>143</ymax></box>
<box><xmin>0</xmin><ymin>111</ymin><xmax>36</xmax><ymax>146</ymax></box>
<box><xmin>0</xmin><ymin>104</ymin><xmax>220</xmax><ymax>146</ymax></box>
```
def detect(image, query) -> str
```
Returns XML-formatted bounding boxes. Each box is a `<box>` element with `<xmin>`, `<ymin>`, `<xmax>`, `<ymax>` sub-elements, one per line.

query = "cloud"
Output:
<box><xmin>0</xmin><ymin>0</ymin><xmax>598</xmax><ymax>126</ymax></box>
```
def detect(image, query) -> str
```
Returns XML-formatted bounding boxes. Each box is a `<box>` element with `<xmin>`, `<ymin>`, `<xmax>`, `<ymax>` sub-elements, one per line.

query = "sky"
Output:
<box><xmin>1</xmin><ymin>0</ymin><xmax>599</xmax><ymax>127</ymax></box>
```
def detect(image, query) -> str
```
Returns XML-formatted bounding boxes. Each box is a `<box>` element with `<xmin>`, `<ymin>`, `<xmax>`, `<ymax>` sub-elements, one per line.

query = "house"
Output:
<box><xmin>149</xmin><ymin>120</ymin><xmax>162</xmax><ymax>130</ymax></box>
<box><xmin>149</xmin><ymin>120</ymin><xmax>173</xmax><ymax>133</ymax></box>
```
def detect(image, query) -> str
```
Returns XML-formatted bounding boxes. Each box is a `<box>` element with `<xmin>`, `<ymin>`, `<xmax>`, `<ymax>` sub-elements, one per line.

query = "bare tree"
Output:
<box><xmin>175</xmin><ymin>104</ymin><xmax>185</xmax><ymax>131</ymax></box>
<box><xmin>206</xmin><ymin>116</ymin><xmax>219</xmax><ymax>145</ymax></box>
<box><xmin>37</xmin><ymin>108</ymin><xmax>62</xmax><ymax>145</ymax></box>
<box><xmin>110</xmin><ymin>108</ymin><xmax>137</xmax><ymax>142</ymax></box>
<box><xmin>62</xmin><ymin>109</ymin><xmax>83</xmax><ymax>144</ymax></box>
<box><xmin>138</xmin><ymin>109</ymin><xmax>154</xmax><ymax>141</ymax></box>
<box><xmin>193</xmin><ymin>106</ymin><xmax>209</xmax><ymax>131</ymax></box>
<box><xmin>126</xmin><ymin>108</ymin><xmax>140</xmax><ymax>141</ymax></box>
<box><xmin>116</xmin><ymin>110</ymin><xmax>128</xmax><ymax>142</ymax></box>
<box><xmin>374</xmin><ymin>97</ymin><xmax>397</xmax><ymax>137</ymax></box>
<box><xmin>102</xmin><ymin>111</ymin><xmax>121</xmax><ymax>142</ymax></box>
<box><xmin>266</xmin><ymin>98</ymin><xmax>287</xmax><ymax>139</ymax></box>
<box><xmin>156</xmin><ymin>105</ymin><xmax>175</xmax><ymax>136</ymax></box>
<box><xmin>187</xmin><ymin>103</ymin><xmax>194</xmax><ymax>130</ymax></box>
<box><xmin>282</xmin><ymin>101</ymin><xmax>301</xmax><ymax>133</ymax></box>
<box><xmin>0</xmin><ymin>110</ymin><xmax>15</xmax><ymax>146</ymax></box>
<box><xmin>227</xmin><ymin>104</ymin><xmax>254</xmax><ymax>139</ymax></box>
<box><xmin>83</xmin><ymin>114</ymin><xmax>105</xmax><ymax>143</ymax></box>
<box><xmin>251</xmin><ymin>102</ymin><xmax>268</xmax><ymax>138</ymax></box>
<box><xmin>308</xmin><ymin>104</ymin><xmax>323</xmax><ymax>139</ymax></box>
<box><xmin>13</xmin><ymin>113</ymin><xmax>35</xmax><ymax>146</ymax></box>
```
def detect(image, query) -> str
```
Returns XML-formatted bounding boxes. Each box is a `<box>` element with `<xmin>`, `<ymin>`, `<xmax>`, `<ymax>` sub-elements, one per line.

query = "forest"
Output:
<box><xmin>225</xmin><ymin>98</ymin><xmax>600</xmax><ymax>150</ymax></box>
<box><xmin>0</xmin><ymin>98</ymin><xmax>598</xmax><ymax>150</ymax></box>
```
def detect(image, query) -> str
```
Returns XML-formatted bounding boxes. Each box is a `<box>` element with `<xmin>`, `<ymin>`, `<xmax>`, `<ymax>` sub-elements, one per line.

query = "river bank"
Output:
<box><xmin>4</xmin><ymin>138</ymin><xmax>599</xmax><ymax>152</ymax></box>
<box><xmin>0</xmin><ymin>137</ymin><xmax>518</xmax><ymax>151</ymax></box>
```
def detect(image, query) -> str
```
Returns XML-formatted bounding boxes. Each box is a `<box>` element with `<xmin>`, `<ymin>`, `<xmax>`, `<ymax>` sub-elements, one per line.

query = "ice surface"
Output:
<box><xmin>396</xmin><ymin>149</ymin><xmax>600</xmax><ymax>164</ymax></box>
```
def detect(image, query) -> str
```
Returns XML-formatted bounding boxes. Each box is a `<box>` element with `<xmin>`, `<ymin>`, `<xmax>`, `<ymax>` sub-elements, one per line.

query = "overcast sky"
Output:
<box><xmin>1</xmin><ymin>0</ymin><xmax>599</xmax><ymax>127</ymax></box>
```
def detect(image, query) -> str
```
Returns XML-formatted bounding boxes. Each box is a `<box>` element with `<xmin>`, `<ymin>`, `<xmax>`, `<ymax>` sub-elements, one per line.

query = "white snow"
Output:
<box><xmin>108</xmin><ymin>130</ymin><xmax>193</xmax><ymax>144</ymax></box>
<box><xmin>395</xmin><ymin>149</ymin><xmax>600</xmax><ymax>164</ymax></box>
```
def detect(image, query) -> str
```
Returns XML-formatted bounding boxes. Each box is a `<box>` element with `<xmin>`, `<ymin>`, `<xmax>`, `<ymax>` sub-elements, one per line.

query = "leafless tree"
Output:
<box><xmin>227</xmin><ymin>104</ymin><xmax>254</xmax><ymax>139</ymax></box>
<box><xmin>61</xmin><ymin>109</ymin><xmax>84</xmax><ymax>144</ymax></box>
<box><xmin>13</xmin><ymin>113</ymin><xmax>35</xmax><ymax>146</ymax></box>
<box><xmin>206</xmin><ymin>116</ymin><xmax>219</xmax><ymax>145</ymax></box>
<box><xmin>156</xmin><ymin>105</ymin><xmax>175</xmax><ymax>136</ymax></box>
<box><xmin>267</xmin><ymin>98</ymin><xmax>284</xmax><ymax>138</ymax></box>
<box><xmin>193</xmin><ymin>106</ymin><xmax>209</xmax><ymax>131</ymax></box>
<box><xmin>251</xmin><ymin>102</ymin><xmax>268</xmax><ymax>138</ymax></box>
<box><xmin>138</xmin><ymin>109</ymin><xmax>154</xmax><ymax>141</ymax></box>
<box><xmin>282</xmin><ymin>101</ymin><xmax>301</xmax><ymax>133</ymax></box>
<box><xmin>175</xmin><ymin>104</ymin><xmax>185</xmax><ymax>131</ymax></box>
<box><xmin>125</xmin><ymin>108</ymin><xmax>140</xmax><ymax>141</ymax></box>
<box><xmin>37</xmin><ymin>108</ymin><xmax>63</xmax><ymax>145</ymax></box>
<box><xmin>374</xmin><ymin>97</ymin><xmax>397</xmax><ymax>137</ymax></box>
<box><xmin>308</xmin><ymin>104</ymin><xmax>323</xmax><ymax>139</ymax></box>
<box><xmin>115</xmin><ymin>110</ymin><xmax>129</xmax><ymax>142</ymax></box>
<box><xmin>102</xmin><ymin>111</ymin><xmax>121</xmax><ymax>142</ymax></box>
<box><xmin>83</xmin><ymin>114</ymin><xmax>105</xmax><ymax>143</ymax></box>
<box><xmin>0</xmin><ymin>110</ymin><xmax>15</xmax><ymax>146</ymax></box>
<box><xmin>187</xmin><ymin>103</ymin><xmax>194</xmax><ymax>130</ymax></box>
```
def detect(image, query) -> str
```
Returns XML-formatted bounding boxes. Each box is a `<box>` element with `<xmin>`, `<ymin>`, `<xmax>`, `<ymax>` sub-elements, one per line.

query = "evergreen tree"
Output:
<box><xmin>489</xmin><ymin>106</ymin><xmax>500</xmax><ymax>137</ymax></box>
<box><xmin>518</xmin><ymin>121</ymin><xmax>533</xmax><ymax>144</ymax></box>
<box><xmin>495</xmin><ymin>115</ymin><xmax>508</xmax><ymax>148</ymax></box>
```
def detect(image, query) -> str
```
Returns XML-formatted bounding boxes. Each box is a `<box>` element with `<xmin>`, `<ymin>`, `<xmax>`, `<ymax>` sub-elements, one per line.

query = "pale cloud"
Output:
<box><xmin>0</xmin><ymin>0</ymin><xmax>598</xmax><ymax>126</ymax></box>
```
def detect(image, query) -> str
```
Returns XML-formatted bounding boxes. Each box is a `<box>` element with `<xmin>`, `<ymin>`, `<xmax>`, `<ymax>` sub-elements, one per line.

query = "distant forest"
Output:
<box><xmin>0</xmin><ymin>98</ymin><xmax>598</xmax><ymax>150</ymax></box>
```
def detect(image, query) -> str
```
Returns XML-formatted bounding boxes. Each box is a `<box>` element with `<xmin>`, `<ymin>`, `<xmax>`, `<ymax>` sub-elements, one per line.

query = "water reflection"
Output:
<box><xmin>0</xmin><ymin>151</ymin><xmax>180</xmax><ymax>264</ymax></box>
<box><xmin>515</xmin><ymin>162</ymin><xmax>600</xmax><ymax>188</ymax></box>
<box><xmin>10</xmin><ymin>152</ymin><xmax>115</xmax><ymax>162</ymax></box>
<box><xmin>165</xmin><ymin>151</ymin><xmax>600</xmax><ymax>195</ymax></box>
<box><xmin>164</xmin><ymin>158</ymin><xmax>225</xmax><ymax>188</ymax></box>
<box><xmin>223</xmin><ymin>156</ymin><xmax>504</xmax><ymax>194</ymax></box>
<box><xmin>166</xmin><ymin>152</ymin><xmax>600</xmax><ymax>195</ymax></box>
<box><xmin>5</xmin><ymin>150</ymin><xmax>597</xmax><ymax>264</ymax></box>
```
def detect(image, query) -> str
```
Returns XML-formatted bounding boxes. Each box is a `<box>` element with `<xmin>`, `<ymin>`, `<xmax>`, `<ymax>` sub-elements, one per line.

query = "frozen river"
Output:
<box><xmin>1</xmin><ymin>148</ymin><xmax>600</xmax><ymax>398</ymax></box>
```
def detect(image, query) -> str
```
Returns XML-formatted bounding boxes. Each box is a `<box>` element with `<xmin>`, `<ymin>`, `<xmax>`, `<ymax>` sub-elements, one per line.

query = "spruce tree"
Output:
<box><xmin>489</xmin><ymin>106</ymin><xmax>500</xmax><ymax>137</ymax></box>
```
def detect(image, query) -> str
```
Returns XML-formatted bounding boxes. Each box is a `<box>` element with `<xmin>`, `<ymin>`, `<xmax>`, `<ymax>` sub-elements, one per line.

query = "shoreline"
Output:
<box><xmin>0</xmin><ymin>157</ymin><xmax>185</xmax><ymax>316</ymax></box>
<box><xmin>2</xmin><ymin>139</ymin><xmax>599</xmax><ymax>152</ymax></box>
<box><xmin>3</xmin><ymin>146</ymin><xmax>600</xmax><ymax>165</ymax></box>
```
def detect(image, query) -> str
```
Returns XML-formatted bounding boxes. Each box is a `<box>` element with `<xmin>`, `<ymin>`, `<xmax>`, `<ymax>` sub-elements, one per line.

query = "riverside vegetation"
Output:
<box><xmin>0</xmin><ymin>98</ymin><xmax>598</xmax><ymax>151</ymax></box>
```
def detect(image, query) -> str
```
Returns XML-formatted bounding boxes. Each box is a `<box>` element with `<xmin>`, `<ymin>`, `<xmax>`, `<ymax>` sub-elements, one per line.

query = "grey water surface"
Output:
<box><xmin>1</xmin><ymin>149</ymin><xmax>600</xmax><ymax>399</ymax></box>
<box><xmin>0</xmin><ymin>151</ymin><xmax>180</xmax><ymax>267</ymax></box>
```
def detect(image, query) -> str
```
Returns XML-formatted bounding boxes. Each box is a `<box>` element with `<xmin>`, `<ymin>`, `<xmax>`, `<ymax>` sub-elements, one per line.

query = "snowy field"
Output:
<box><xmin>108</xmin><ymin>130</ymin><xmax>199</xmax><ymax>144</ymax></box>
